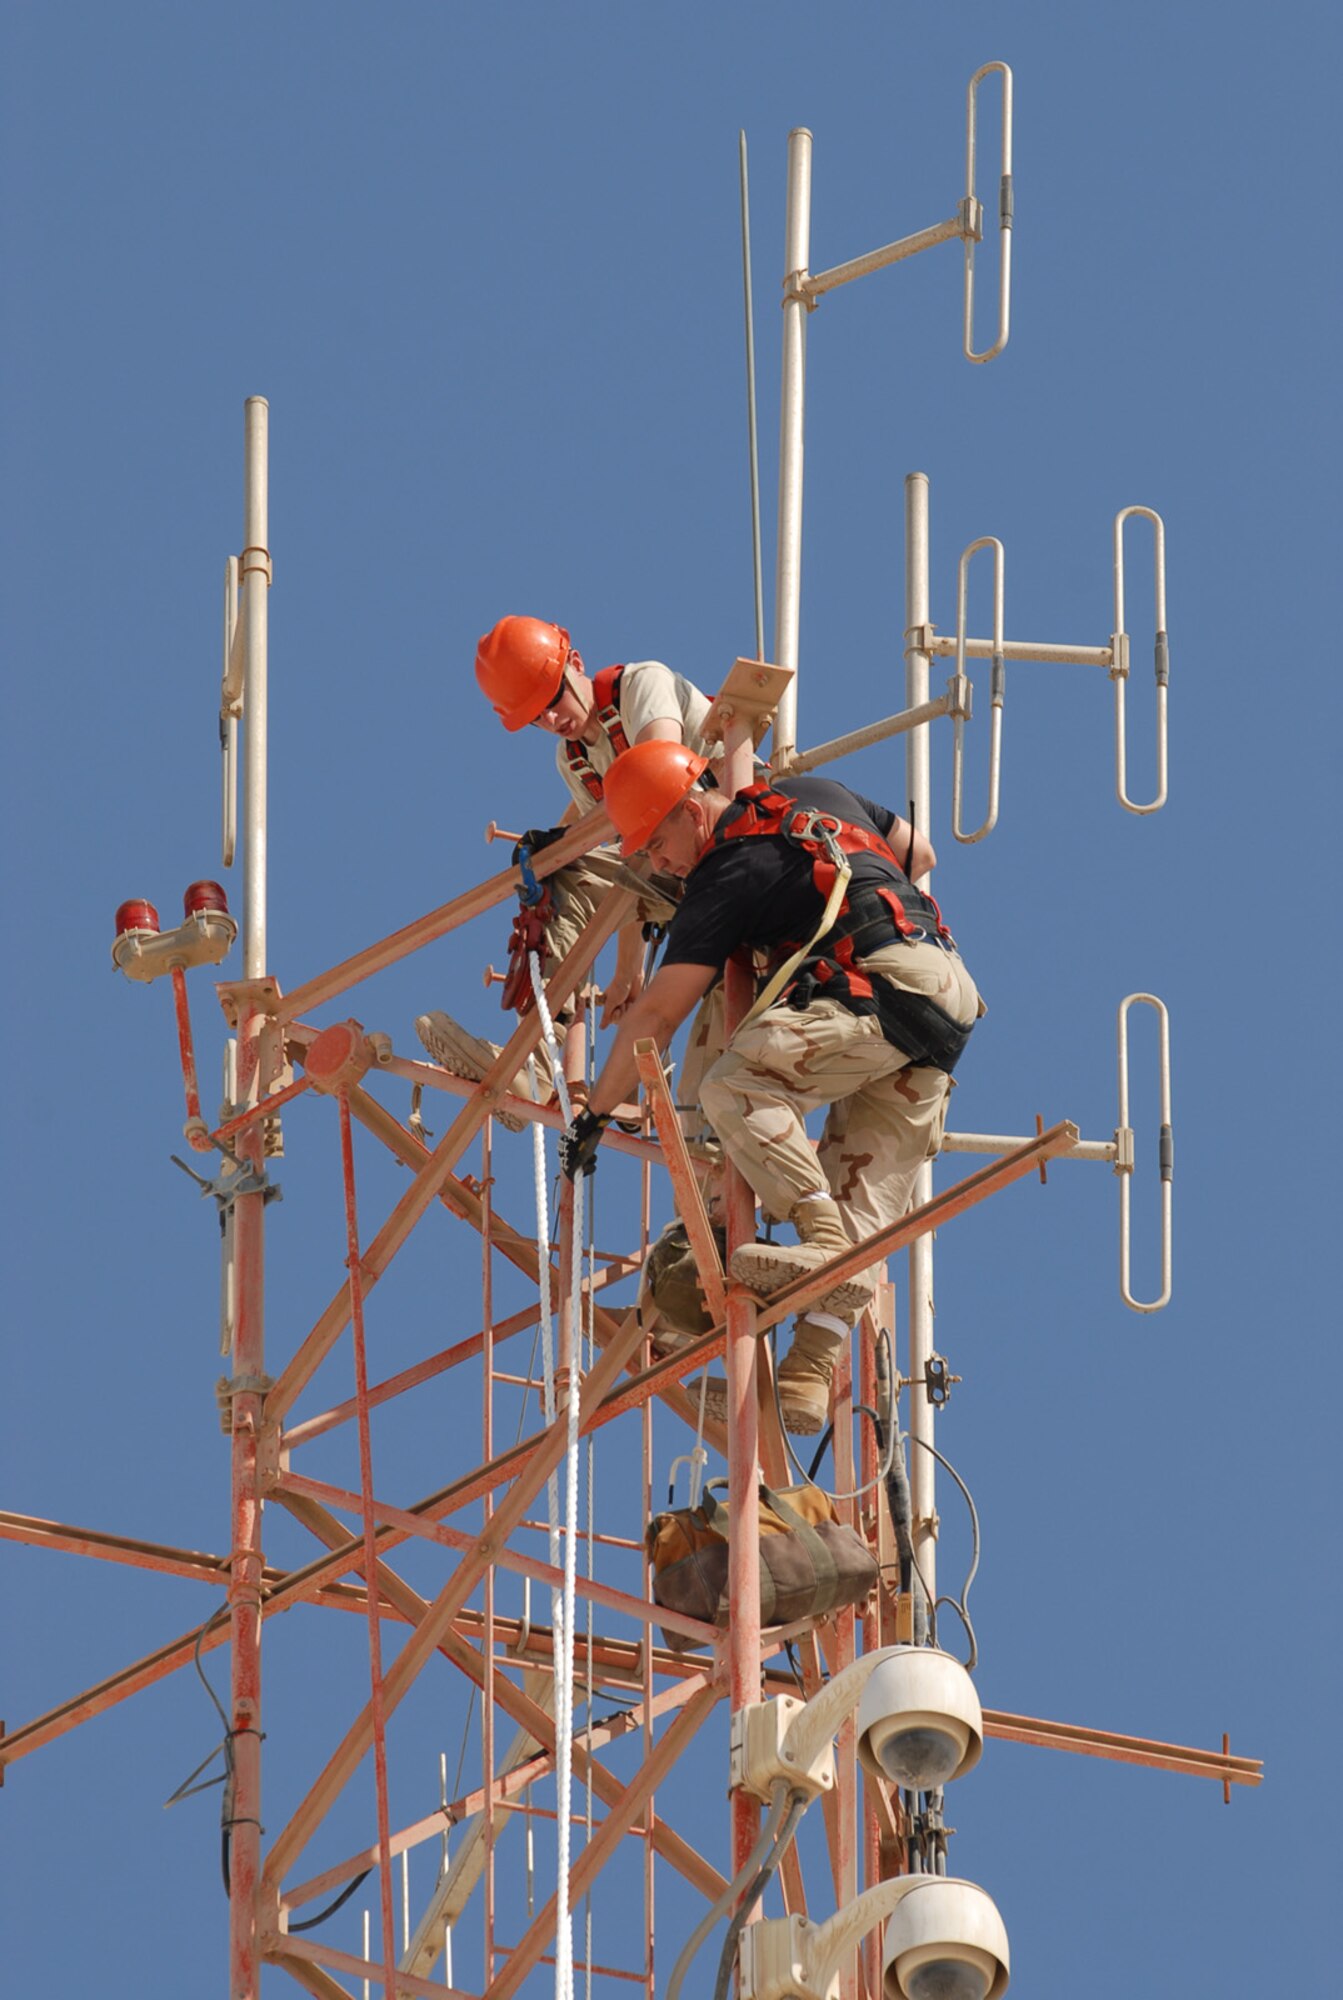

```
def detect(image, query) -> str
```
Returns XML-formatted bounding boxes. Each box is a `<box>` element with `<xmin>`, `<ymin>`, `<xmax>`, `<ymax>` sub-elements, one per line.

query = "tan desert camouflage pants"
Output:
<box><xmin>544</xmin><ymin>850</ymin><xmax>679</xmax><ymax>965</ymax></box>
<box><xmin>698</xmin><ymin>938</ymin><xmax>981</xmax><ymax>1280</ymax></box>
<box><xmin>675</xmin><ymin>981</ymin><xmax>727</xmax><ymax>1144</ymax></box>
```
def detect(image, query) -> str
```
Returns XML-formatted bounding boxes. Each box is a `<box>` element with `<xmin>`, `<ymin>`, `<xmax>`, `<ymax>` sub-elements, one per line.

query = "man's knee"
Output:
<box><xmin>698</xmin><ymin>1065</ymin><xmax>733</xmax><ymax>1128</ymax></box>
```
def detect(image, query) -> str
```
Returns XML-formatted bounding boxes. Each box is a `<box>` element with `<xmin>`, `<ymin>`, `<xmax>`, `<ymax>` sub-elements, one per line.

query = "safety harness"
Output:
<box><xmin>561</xmin><ymin>663</ymin><xmax>629</xmax><ymax>802</ymax></box>
<box><xmin>500</xmin><ymin>829</ymin><xmax>563</xmax><ymax>1015</ymax></box>
<box><xmin>713</xmin><ymin>782</ymin><xmax>973</xmax><ymax>1075</ymax></box>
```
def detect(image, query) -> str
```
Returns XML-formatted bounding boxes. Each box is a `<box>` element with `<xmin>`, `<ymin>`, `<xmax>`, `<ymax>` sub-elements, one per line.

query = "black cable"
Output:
<box><xmin>776</xmin><ymin>1327</ymin><xmax>900</xmax><ymax>1501</ymax></box>
<box><xmin>710</xmin><ymin>1792</ymin><xmax>810</xmax><ymax>2000</ymax></box>
<box><xmin>902</xmin><ymin>1431</ymin><xmax>981</xmax><ymax>1669</ymax></box>
<box><xmin>289</xmin><ymin>1868</ymin><xmax>374</xmax><ymax>1933</ymax></box>
<box><xmin>175</xmin><ymin>1605</ymin><xmax>238</xmax><ymax>1897</ymax></box>
<box><xmin>192</xmin><ymin>1604</ymin><xmax>231</xmax><ymax>1732</ymax></box>
<box><xmin>873</xmin><ymin>1333</ymin><xmax>914</xmax><ymax>1596</ymax></box>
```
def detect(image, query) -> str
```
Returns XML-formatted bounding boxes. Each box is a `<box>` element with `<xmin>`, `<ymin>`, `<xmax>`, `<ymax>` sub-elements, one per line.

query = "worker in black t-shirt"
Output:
<box><xmin>560</xmin><ymin>741</ymin><xmax>981</xmax><ymax>1435</ymax></box>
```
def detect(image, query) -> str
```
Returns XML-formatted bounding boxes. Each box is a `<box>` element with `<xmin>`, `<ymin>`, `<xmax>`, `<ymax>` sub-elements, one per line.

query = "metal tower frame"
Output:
<box><xmin>1</xmin><ymin>61</ymin><xmax>1259</xmax><ymax>2000</ymax></box>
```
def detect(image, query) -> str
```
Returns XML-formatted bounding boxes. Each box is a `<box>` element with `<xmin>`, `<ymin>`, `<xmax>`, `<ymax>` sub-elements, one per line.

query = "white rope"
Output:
<box><xmin>528</xmin><ymin>951</ymin><xmax>574</xmax><ymax>1125</ymax></box>
<box><xmin>581</xmin><ymin>1051</ymin><xmax>598</xmax><ymax>2000</ymax></box>
<box><xmin>690</xmin><ymin>1374</ymin><xmax>710</xmax><ymax>1504</ymax></box>
<box><xmin>556</xmin><ymin>1195</ymin><xmax>583</xmax><ymax>2000</ymax></box>
<box><xmin>528</xmin><ymin>1052</ymin><xmax>561</xmax><ymax>1549</ymax></box>
<box><xmin>526</xmin><ymin>951</ymin><xmax>582</xmax><ymax>2000</ymax></box>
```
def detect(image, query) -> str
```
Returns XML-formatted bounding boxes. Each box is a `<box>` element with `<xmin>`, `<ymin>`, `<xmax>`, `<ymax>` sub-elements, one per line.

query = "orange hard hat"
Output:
<box><xmin>603</xmin><ymin>741</ymin><xmax>710</xmax><ymax>855</ymax></box>
<box><xmin>474</xmin><ymin>616</ymin><xmax>572</xmax><ymax>732</ymax></box>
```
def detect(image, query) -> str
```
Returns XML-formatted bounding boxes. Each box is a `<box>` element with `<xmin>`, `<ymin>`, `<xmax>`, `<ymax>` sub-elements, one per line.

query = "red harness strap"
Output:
<box><xmin>713</xmin><ymin>784</ymin><xmax>971</xmax><ymax>1074</ymax></box>
<box><xmin>562</xmin><ymin>663</ymin><xmax>630</xmax><ymax>802</ymax></box>
<box><xmin>714</xmin><ymin>782</ymin><xmax>949</xmax><ymax>949</ymax></box>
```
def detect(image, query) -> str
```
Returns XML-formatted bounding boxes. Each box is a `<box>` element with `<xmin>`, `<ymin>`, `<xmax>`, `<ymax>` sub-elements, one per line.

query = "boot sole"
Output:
<box><xmin>728</xmin><ymin>1246</ymin><xmax>872</xmax><ymax>1318</ymax></box>
<box><xmin>775</xmin><ymin>1389</ymin><xmax>829</xmax><ymax>1436</ymax></box>
<box><xmin>414</xmin><ymin>1014</ymin><xmax>528</xmax><ymax>1132</ymax></box>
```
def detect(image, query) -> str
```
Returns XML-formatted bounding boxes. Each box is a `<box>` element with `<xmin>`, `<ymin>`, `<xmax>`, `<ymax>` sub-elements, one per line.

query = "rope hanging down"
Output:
<box><xmin>528</xmin><ymin>951</ymin><xmax>583</xmax><ymax>2000</ymax></box>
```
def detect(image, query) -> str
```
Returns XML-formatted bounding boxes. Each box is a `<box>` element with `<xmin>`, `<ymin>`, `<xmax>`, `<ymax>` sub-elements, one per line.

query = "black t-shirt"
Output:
<box><xmin>662</xmin><ymin>775</ymin><xmax>932</xmax><ymax>974</ymax></box>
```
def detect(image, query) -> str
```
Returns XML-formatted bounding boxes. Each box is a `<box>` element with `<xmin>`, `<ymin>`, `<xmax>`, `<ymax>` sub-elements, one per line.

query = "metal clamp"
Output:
<box><xmin>950</xmin><ymin>536</ymin><xmax>1006</xmax><ymax>842</ymax></box>
<box><xmin>1116</xmin><ymin>993</ymin><xmax>1173</xmax><ymax>1313</ymax></box>
<box><xmin>782</xmin><ymin>266</ymin><xmax>819</xmax><ymax>312</ymax></box>
<box><xmin>1112</xmin><ymin>506</ymin><xmax>1169</xmax><ymax>813</ymax></box>
<box><xmin>215</xmin><ymin>1372</ymin><xmax>276</xmax><ymax>1434</ymax></box>
<box><xmin>172</xmin><ymin>1153</ymin><xmax>283</xmax><ymax>1214</ymax></box>
<box><xmin>924</xmin><ymin>1353</ymin><xmax>959</xmax><ymax>1408</ymax></box>
<box><xmin>963</xmin><ymin>60</ymin><xmax>1013</xmax><ymax>362</ymax></box>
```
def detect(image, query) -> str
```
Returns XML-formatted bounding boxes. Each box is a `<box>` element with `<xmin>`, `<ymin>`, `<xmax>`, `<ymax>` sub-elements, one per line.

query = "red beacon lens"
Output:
<box><xmin>115</xmin><ymin>898</ymin><xmax>160</xmax><ymax>938</ymax></box>
<box><xmin>183</xmin><ymin>880</ymin><xmax>230</xmax><ymax>919</ymax></box>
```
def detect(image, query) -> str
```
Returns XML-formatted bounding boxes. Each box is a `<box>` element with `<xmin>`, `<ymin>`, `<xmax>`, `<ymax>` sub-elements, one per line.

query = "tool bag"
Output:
<box><xmin>646</xmin><ymin>1480</ymin><xmax>877</xmax><ymax>1648</ymax></box>
<box><xmin>637</xmin><ymin>1218</ymin><xmax>728</xmax><ymax>1342</ymax></box>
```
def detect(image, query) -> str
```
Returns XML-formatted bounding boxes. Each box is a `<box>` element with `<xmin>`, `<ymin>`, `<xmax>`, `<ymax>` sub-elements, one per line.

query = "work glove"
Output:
<box><xmin>512</xmin><ymin>826</ymin><xmax>567</xmax><ymax>865</ymax></box>
<box><xmin>560</xmin><ymin>1107</ymin><xmax>611</xmax><ymax>1180</ymax></box>
<box><xmin>512</xmin><ymin>828</ymin><xmax>568</xmax><ymax>913</ymax></box>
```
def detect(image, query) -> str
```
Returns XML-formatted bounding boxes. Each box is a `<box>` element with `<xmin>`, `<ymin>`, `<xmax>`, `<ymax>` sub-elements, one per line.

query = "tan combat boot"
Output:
<box><xmin>775</xmin><ymin>1316</ymin><xmax>849</xmax><ymax>1435</ymax></box>
<box><xmin>690</xmin><ymin>1315</ymin><xmax>848</xmax><ymax>1435</ymax></box>
<box><xmin>415</xmin><ymin>1011</ymin><xmax>532</xmax><ymax>1131</ymax></box>
<box><xmin>728</xmin><ymin>1195</ymin><xmax>874</xmax><ymax>1317</ymax></box>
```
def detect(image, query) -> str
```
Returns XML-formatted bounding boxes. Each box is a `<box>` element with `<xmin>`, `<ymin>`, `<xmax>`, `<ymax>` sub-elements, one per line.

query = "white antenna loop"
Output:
<box><xmin>221</xmin><ymin>554</ymin><xmax>241</xmax><ymax>868</ymax></box>
<box><xmin>1112</xmin><ymin>505</ymin><xmax>1169</xmax><ymax>814</ymax></box>
<box><xmin>1116</xmin><ymin>992</ymin><xmax>1173</xmax><ymax>1313</ymax></box>
<box><xmin>963</xmin><ymin>61</ymin><xmax>1013</xmax><ymax>363</ymax></box>
<box><xmin>951</xmin><ymin>536</ymin><xmax>1006</xmax><ymax>843</ymax></box>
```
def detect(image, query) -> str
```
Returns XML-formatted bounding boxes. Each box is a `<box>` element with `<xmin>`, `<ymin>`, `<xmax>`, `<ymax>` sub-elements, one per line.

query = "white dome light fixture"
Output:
<box><xmin>732</xmin><ymin>1645</ymin><xmax>983</xmax><ymax>1804</ymax></box>
<box><xmin>738</xmin><ymin>1873</ymin><xmax>1009</xmax><ymax>2000</ymax></box>
<box><xmin>882</xmin><ymin>1877</ymin><xmax>1010</xmax><ymax>2000</ymax></box>
<box><xmin>857</xmin><ymin>1647</ymin><xmax>984</xmax><ymax>1791</ymax></box>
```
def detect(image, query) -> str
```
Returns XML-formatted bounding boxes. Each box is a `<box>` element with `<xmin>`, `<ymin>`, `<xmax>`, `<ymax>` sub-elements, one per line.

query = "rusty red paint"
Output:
<box><xmin>303</xmin><ymin>1019</ymin><xmax>374</xmax><ymax>1096</ymax></box>
<box><xmin>169</xmin><ymin>967</ymin><xmax>207</xmax><ymax>1143</ymax></box>
<box><xmin>227</xmin><ymin>1005</ymin><xmax>270</xmax><ymax>2000</ymax></box>
<box><xmin>335</xmin><ymin>1090</ymin><xmax>400</xmax><ymax>2000</ymax></box>
<box><xmin>723</xmin><ymin>952</ymin><xmax>764</xmax><ymax>1881</ymax></box>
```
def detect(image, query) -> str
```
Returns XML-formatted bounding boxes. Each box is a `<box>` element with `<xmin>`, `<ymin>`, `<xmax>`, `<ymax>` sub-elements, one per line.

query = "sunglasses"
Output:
<box><xmin>531</xmin><ymin>672</ymin><xmax>572</xmax><ymax>726</ymax></box>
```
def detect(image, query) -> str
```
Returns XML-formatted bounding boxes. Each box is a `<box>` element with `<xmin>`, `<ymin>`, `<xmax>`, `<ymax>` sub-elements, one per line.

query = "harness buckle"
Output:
<box><xmin>784</xmin><ymin>808</ymin><xmax>847</xmax><ymax>868</ymax></box>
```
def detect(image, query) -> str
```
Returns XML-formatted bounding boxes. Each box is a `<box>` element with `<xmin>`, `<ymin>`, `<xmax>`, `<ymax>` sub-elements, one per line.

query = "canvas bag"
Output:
<box><xmin>646</xmin><ymin>1480</ymin><xmax>877</xmax><ymax>1648</ymax></box>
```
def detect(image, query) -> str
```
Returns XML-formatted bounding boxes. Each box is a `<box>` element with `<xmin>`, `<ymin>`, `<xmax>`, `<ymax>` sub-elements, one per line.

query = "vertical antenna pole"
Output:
<box><xmin>904</xmin><ymin>472</ymin><xmax>938</xmax><ymax>1634</ymax></box>
<box><xmin>722</xmin><ymin>719</ymin><xmax>763</xmax><ymax>1879</ymax></box>
<box><xmin>772</xmin><ymin>128</ymin><xmax>813</xmax><ymax>764</ymax></box>
<box><xmin>229</xmin><ymin>395</ymin><xmax>271</xmax><ymax>2000</ymax></box>
<box><xmin>739</xmin><ymin>132</ymin><xmax>765</xmax><ymax>662</ymax></box>
<box><xmin>241</xmin><ymin>398</ymin><xmax>270</xmax><ymax>977</ymax></box>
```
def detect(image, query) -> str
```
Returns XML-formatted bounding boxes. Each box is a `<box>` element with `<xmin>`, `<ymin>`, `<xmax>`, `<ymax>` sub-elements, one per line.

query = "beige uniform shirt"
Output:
<box><xmin>554</xmin><ymin>660</ymin><xmax>721</xmax><ymax>812</ymax></box>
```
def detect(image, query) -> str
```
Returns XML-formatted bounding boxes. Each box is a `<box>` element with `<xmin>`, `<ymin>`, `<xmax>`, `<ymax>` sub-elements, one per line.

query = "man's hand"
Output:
<box><xmin>560</xmin><ymin>1107</ymin><xmax>611</xmax><ymax>1180</ymax></box>
<box><xmin>599</xmin><ymin>965</ymin><xmax>645</xmax><ymax>1030</ymax></box>
<box><xmin>513</xmin><ymin>826</ymin><xmax>567</xmax><ymax>863</ymax></box>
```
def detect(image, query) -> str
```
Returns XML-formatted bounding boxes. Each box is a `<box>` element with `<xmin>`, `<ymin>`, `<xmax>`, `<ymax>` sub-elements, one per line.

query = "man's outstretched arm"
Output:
<box><xmin>588</xmin><ymin>960</ymin><xmax>718</xmax><ymax>1116</ymax></box>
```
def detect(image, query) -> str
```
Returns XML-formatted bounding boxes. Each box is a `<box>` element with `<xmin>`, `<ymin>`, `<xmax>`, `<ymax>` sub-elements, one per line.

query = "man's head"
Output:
<box><xmin>603</xmin><ymin>740</ymin><xmax>723</xmax><ymax>870</ymax></box>
<box><xmin>474</xmin><ymin>616</ymin><xmax>596</xmax><ymax>736</ymax></box>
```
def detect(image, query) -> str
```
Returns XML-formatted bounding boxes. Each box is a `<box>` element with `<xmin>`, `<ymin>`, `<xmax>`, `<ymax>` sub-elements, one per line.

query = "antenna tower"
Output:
<box><xmin>2</xmin><ymin>60</ymin><xmax>1260</xmax><ymax>2000</ymax></box>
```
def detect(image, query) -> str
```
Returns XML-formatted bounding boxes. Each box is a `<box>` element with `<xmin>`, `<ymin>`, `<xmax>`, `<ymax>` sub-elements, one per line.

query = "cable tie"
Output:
<box><xmin>226</xmin><ymin>1543</ymin><xmax>267</xmax><ymax>1568</ymax></box>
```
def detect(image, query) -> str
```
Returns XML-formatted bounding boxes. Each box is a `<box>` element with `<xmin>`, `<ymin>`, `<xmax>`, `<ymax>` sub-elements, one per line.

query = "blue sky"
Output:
<box><xmin>1</xmin><ymin>4</ymin><xmax>1338</xmax><ymax>1996</ymax></box>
